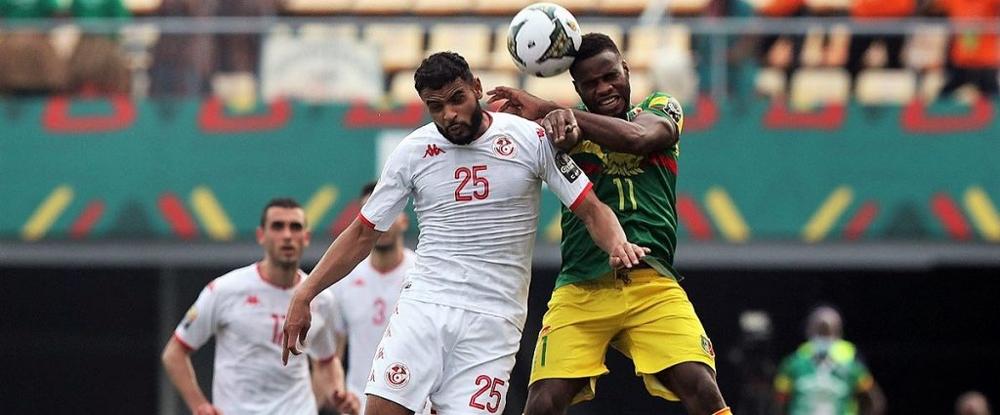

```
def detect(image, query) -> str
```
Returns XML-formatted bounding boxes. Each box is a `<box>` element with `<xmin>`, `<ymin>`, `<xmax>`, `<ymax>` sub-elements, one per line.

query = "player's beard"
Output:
<box><xmin>438</xmin><ymin>105</ymin><xmax>484</xmax><ymax>145</ymax></box>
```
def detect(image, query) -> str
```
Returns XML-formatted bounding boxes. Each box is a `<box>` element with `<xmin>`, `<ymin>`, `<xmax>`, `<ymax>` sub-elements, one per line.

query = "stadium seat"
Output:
<box><xmin>281</xmin><ymin>0</ymin><xmax>353</xmax><ymax>15</ymax></box>
<box><xmin>123</xmin><ymin>0</ymin><xmax>161</xmax><ymax>15</ymax></box>
<box><xmin>477</xmin><ymin>70</ymin><xmax>521</xmax><ymax>92</ymax></box>
<box><xmin>576</xmin><ymin>22</ymin><xmax>623</xmax><ymax>48</ymax></box>
<box><xmin>628</xmin><ymin>70</ymin><xmax>652</xmax><ymax>102</ymax></box>
<box><xmin>364</xmin><ymin>24</ymin><xmax>425</xmax><ymax>72</ymax></box>
<box><xmin>413</xmin><ymin>0</ymin><xmax>471</xmax><ymax>15</ymax></box>
<box><xmin>389</xmin><ymin>70</ymin><xmax>419</xmax><ymax>103</ymax></box>
<box><xmin>918</xmin><ymin>69</ymin><xmax>946</xmax><ymax>101</ymax></box>
<box><xmin>625</xmin><ymin>24</ymin><xmax>691</xmax><ymax>70</ymax></box>
<box><xmin>799</xmin><ymin>26</ymin><xmax>826</xmax><ymax>67</ymax></box>
<box><xmin>805</xmin><ymin>0</ymin><xmax>850</xmax><ymax>14</ymax></box>
<box><xmin>551</xmin><ymin>0</ymin><xmax>598</xmax><ymax>14</ymax></box>
<box><xmin>523</xmin><ymin>73</ymin><xmax>579</xmax><ymax>105</ymax></box>
<box><xmin>647</xmin><ymin>48</ymin><xmax>699</xmax><ymax>104</ymax></box>
<box><xmin>755</xmin><ymin>67</ymin><xmax>787</xmax><ymax>99</ymax></box>
<box><xmin>49</xmin><ymin>25</ymin><xmax>82</xmax><ymax>60</ymax></box>
<box><xmin>903</xmin><ymin>25</ymin><xmax>948</xmax><ymax>70</ymax></box>
<box><xmin>855</xmin><ymin>69</ymin><xmax>916</xmax><ymax>105</ymax></box>
<box><xmin>299</xmin><ymin>24</ymin><xmax>357</xmax><ymax>41</ymax></box>
<box><xmin>428</xmin><ymin>24</ymin><xmax>492</xmax><ymax>69</ymax></box>
<box><xmin>789</xmin><ymin>68</ymin><xmax>850</xmax><ymax>109</ymax></box>
<box><xmin>596</xmin><ymin>0</ymin><xmax>711</xmax><ymax>15</ymax></box>
<box><xmin>352</xmin><ymin>0</ymin><xmax>410</xmax><ymax>15</ymax></box>
<box><xmin>490</xmin><ymin>25</ymin><xmax>521</xmax><ymax>72</ymax></box>
<box><xmin>474</xmin><ymin>0</ymin><xmax>531</xmax><ymax>15</ymax></box>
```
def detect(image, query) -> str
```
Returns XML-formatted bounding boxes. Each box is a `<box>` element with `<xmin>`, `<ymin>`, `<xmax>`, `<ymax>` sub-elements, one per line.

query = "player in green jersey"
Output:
<box><xmin>488</xmin><ymin>33</ymin><xmax>731</xmax><ymax>415</ymax></box>
<box><xmin>774</xmin><ymin>306</ymin><xmax>886</xmax><ymax>415</ymax></box>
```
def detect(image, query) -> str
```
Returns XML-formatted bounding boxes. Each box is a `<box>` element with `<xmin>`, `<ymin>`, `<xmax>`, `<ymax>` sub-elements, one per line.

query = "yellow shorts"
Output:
<box><xmin>529</xmin><ymin>268</ymin><xmax>716</xmax><ymax>404</ymax></box>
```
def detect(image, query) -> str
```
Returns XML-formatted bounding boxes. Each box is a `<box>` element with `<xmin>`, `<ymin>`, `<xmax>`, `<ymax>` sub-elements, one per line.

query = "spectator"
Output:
<box><xmin>758</xmin><ymin>0</ymin><xmax>806</xmax><ymax>75</ymax></box>
<box><xmin>774</xmin><ymin>305</ymin><xmax>887</xmax><ymax>415</ymax></box>
<box><xmin>848</xmin><ymin>0</ymin><xmax>917</xmax><ymax>79</ymax></box>
<box><xmin>148</xmin><ymin>0</ymin><xmax>214</xmax><ymax>97</ymax></box>
<box><xmin>935</xmin><ymin>0</ymin><xmax>1000</xmax><ymax>98</ymax></box>
<box><xmin>66</xmin><ymin>0</ymin><xmax>132</xmax><ymax>94</ymax></box>
<box><xmin>0</xmin><ymin>0</ymin><xmax>67</xmax><ymax>96</ymax></box>
<box><xmin>956</xmin><ymin>391</ymin><xmax>992</xmax><ymax>415</ymax></box>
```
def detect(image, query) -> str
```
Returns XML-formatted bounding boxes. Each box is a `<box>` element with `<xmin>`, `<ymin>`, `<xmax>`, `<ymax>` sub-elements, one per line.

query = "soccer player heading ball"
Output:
<box><xmin>281</xmin><ymin>51</ymin><xmax>648</xmax><ymax>415</ymax></box>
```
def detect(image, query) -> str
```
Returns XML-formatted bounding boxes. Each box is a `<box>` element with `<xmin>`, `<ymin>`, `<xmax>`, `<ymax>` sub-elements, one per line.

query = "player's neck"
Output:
<box><xmin>474</xmin><ymin>110</ymin><xmax>493</xmax><ymax>139</ymax></box>
<box><xmin>370</xmin><ymin>243</ymin><xmax>405</xmax><ymax>275</ymax></box>
<box><xmin>258</xmin><ymin>259</ymin><xmax>300</xmax><ymax>288</ymax></box>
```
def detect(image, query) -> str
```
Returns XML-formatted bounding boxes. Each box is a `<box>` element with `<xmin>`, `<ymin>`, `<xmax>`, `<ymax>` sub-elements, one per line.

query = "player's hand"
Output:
<box><xmin>193</xmin><ymin>402</ymin><xmax>222</xmax><ymax>415</ymax></box>
<box><xmin>330</xmin><ymin>389</ymin><xmax>361</xmax><ymax>415</ymax></box>
<box><xmin>281</xmin><ymin>294</ymin><xmax>312</xmax><ymax>365</ymax></box>
<box><xmin>486</xmin><ymin>86</ymin><xmax>559</xmax><ymax>120</ymax></box>
<box><xmin>542</xmin><ymin>108</ymin><xmax>580</xmax><ymax>151</ymax></box>
<box><xmin>609</xmin><ymin>243</ymin><xmax>651</xmax><ymax>270</ymax></box>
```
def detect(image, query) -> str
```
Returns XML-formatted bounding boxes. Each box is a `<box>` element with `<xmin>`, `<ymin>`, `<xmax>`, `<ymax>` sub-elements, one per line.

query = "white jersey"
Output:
<box><xmin>331</xmin><ymin>249</ymin><xmax>416</xmax><ymax>401</ymax></box>
<box><xmin>174</xmin><ymin>263</ymin><xmax>339</xmax><ymax>415</ymax></box>
<box><xmin>360</xmin><ymin>112</ymin><xmax>592</xmax><ymax>329</ymax></box>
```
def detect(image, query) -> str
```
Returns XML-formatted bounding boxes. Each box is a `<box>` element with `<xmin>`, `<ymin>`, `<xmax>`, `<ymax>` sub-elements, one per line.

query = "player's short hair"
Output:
<box><xmin>260</xmin><ymin>198</ymin><xmax>302</xmax><ymax>227</ymax></box>
<box><xmin>360</xmin><ymin>181</ymin><xmax>377</xmax><ymax>198</ymax></box>
<box><xmin>570</xmin><ymin>33</ymin><xmax>622</xmax><ymax>73</ymax></box>
<box><xmin>414</xmin><ymin>52</ymin><xmax>474</xmax><ymax>93</ymax></box>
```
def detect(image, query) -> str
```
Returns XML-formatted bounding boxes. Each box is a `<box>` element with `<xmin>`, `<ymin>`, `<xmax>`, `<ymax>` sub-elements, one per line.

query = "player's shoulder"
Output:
<box><xmin>491</xmin><ymin>112</ymin><xmax>546</xmax><ymax>148</ymax></box>
<box><xmin>200</xmin><ymin>263</ymin><xmax>258</xmax><ymax>297</ymax></box>
<box><xmin>639</xmin><ymin>91</ymin><xmax>683</xmax><ymax>123</ymax></box>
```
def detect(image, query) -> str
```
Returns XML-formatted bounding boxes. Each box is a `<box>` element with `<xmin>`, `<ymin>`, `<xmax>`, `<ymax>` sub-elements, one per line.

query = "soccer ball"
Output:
<box><xmin>507</xmin><ymin>3</ymin><xmax>583</xmax><ymax>78</ymax></box>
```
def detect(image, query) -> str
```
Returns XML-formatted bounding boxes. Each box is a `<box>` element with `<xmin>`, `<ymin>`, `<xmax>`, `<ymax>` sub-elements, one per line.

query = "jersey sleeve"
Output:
<box><xmin>307</xmin><ymin>290</ymin><xmax>339</xmax><ymax>362</ymax></box>
<box><xmin>850</xmin><ymin>357</ymin><xmax>875</xmax><ymax>393</ymax></box>
<box><xmin>642</xmin><ymin>92</ymin><xmax>685</xmax><ymax>135</ymax></box>
<box><xmin>173</xmin><ymin>282</ymin><xmax>220</xmax><ymax>351</ymax></box>
<box><xmin>534</xmin><ymin>124</ymin><xmax>593</xmax><ymax>211</ymax></box>
<box><xmin>359</xmin><ymin>143</ymin><xmax>413</xmax><ymax>232</ymax></box>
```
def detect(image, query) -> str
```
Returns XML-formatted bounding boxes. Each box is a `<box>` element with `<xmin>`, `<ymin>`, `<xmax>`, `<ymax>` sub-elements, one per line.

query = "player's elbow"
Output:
<box><xmin>161</xmin><ymin>338</ymin><xmax>188</xmax><ymax>366</ymax></box>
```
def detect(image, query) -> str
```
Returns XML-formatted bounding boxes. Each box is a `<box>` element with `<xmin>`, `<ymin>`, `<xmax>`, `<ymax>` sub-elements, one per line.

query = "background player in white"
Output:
<box><xmin>162</xmin><ymin>198</ymin><xmax>358</xmax><ymax>415</ymax></box>
<box><xmin>281</xmin><ymin>52</ymin><xmax>648</xmax><ymax>415</ymax></box>
<box><xmin>331</xmin><ymin>182</ymin><xmax>415</xmax><ymax>411</ymax></box>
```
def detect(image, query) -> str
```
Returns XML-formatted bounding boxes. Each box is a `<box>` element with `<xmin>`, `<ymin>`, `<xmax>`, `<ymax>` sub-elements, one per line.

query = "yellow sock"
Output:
<box><xmin>712</xmin><ymin>407</ymin><xmax>732</xmax><ymax>415</ymax></box>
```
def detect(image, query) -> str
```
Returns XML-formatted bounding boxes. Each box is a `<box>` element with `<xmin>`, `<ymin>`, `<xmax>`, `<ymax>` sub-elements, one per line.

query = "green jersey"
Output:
<box><xmin>70</xmin><ymin>0</ymin><xmax>129</xmax><ymax>18</ymax></box>
<box><xmin>556</xmin><ymin>92</ymin><xmax>685</xmax><ymax>288</ymax></box>
<box><xmin>774</xmin><ymin>339</ymin><xmax>875</xmax><ymax>415</ymax></box>
<box><xmin>0</xmin><ymin>0</ymin><xmax>59</xmax><ymax>18</ymax></box>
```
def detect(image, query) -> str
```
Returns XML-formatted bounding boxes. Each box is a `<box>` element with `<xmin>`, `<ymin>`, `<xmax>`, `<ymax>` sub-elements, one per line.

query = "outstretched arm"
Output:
<box><xmin>282</xmin><ymin>219</ymin><xmax>381</xmax><ymax>364</ymax></box>
<box><xmin>571</xmin><ymin>190</ymin><xmax>649</xmax><ymax>269</ymax></box>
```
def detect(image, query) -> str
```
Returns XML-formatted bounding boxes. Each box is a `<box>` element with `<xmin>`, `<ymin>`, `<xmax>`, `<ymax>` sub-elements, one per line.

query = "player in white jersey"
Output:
<box><xmin>331</xmin><ymin>182</ymin><xmax>416</xmax><ymax>411</ymax></box>
<box><xmin>281</xmin><ymin>52</ymin><xmax>648</xmax><ymax>415</ymax></box>
<box><xmin>162</xmin><ymin>198</ymin><xmax>359</xmax><ymax>415</ymax></box>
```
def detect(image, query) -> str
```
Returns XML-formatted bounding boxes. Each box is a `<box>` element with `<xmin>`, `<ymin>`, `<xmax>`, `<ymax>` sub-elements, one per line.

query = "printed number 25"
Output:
<box><xmin>469</xmin><ymin>375</ymin><xmax>505</xmax><ymax>413</ymax></box>
<box><xmin>455</xmin><ymin>165</ymin><xmax>489</xmax><ymax>201</ymax></box>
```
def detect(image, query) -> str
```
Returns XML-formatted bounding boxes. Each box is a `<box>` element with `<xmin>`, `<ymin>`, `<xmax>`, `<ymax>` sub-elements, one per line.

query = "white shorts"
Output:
<box><xmin>365</xmin><ymin>298</ymin><xmax>521</xmax><ymax>414</ymax></box>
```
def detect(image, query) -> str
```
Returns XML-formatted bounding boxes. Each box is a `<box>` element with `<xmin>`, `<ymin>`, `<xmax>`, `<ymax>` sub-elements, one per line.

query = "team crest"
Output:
<box><xmin>385</xmin><ymin>362</ymin><xmax>410</xmax><ymax>389</ymax></box>
<box><xmin>700</xmin><ymin>335</ymin><xmax>716</xmax><ymax>359</ymax></box>
<box><xmin>492</xmin><ymin>135</ymin><xmax>516</xmax><ymax>158</ymax></box>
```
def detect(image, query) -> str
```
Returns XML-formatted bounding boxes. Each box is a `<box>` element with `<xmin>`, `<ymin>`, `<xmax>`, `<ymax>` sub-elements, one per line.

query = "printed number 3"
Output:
<box><xmin>469</xmin><ymin>375</ymin><xmax>505</xmax><ymax>413</ymax></box>
<box><xmin>455</xmin><ymin>165</ymin><xmax>490</xmax><ymax>201</ymax></box>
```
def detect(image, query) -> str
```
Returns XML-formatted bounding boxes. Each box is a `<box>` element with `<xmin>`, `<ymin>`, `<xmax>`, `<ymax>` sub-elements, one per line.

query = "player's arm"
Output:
<box><xmin>571</xmin><ymin>190</ymin><xmax>649</xmax><ymax>269</ymax></box>
<box><xmin>161</xmin><ymin>338</ymin><xmax>220</xmax><ymax>415</ymax></box>
<box><xmin>547</xmin><ymin>108</ymin><xmax>677</xmax><ymax>154</ymax></box>
<box><xmin>283</xmin><ymin>219</ymin><xmax>381</xmax><ymax>364</ymax></box>
<box><xmin>311</xmin><ymin>355</ymin><xmax>358</xmax><ymax>413</ymax></box>
<box><xmin>857</xmin><ymin>380</ymin><xmax>887</xmax><ymax>415</ymax></box>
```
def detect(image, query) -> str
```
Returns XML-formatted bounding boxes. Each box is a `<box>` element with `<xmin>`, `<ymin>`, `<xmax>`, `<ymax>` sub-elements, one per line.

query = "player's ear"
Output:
<box><xmin>473</xmin><ymin>77</ymin><xmax>483</xmax><ymax>100</ymax></box>
<box><xmin>397</xmin><ymin>213</ymin><xmax>409</xmax><ymax>233</ymax></box>
<box><xmin>256</xmin><ymin>226</ymin><xmax>265</xmax><ymax>244</ymax></box>
<box><xmin>303</xmin><ymin>228</ymin><xmax>312</xmax><ymax>248</ymax></box>
<box><xmin>622</xmin><ymin>59</ymin><xmax>630</xmax><ymax>77</ymax></box>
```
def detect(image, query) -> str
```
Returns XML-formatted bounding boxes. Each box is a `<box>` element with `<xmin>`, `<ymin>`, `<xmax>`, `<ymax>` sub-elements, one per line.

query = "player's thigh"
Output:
<box><xmin>366</xmin><ymin>299</ymin><xmax>448</xmax><ymax>413</ymax></box>
<box><xmin>524</xmin><ymin>377</ymin><xmax>589</xmax><ymax>415</ymax></box>
<box><xmin>431</xmin><ymin>312</ymin><xmax>520</xmax><ymax>414</ymax></box>
<box><xmin>366</xmin><ymin>394</ymin><xmax>416</xmax><ymax>415</ymax></box>
<box><xmin>529</xmin><ymin>281</ymin><xmax>624</xmax><ymax>385</ymax></box>
<box><xmin>614</xmin><ymin>275</ymin><xmax>716</xmax><ymax>400</ymax></box>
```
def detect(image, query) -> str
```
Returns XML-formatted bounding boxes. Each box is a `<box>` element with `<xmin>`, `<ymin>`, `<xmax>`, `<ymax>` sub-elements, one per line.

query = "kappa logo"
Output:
<box><xmin>245</xmin><ymin>295</ymin><xmax>259</xmax><ymax>306</ymax></box>
<box><xmin>536</xmin><ymin>127</ymin><xmax>546</xmax><ymax>138</ymax></box>
<box><xmin>492</xmin><ymin>135</ymin><xmax>516</xmax><ymax>158</ymax></box>
<box><xmin>423</xmin><ymin>144</ymin><xmax>446</xmax><ymax>158</ymax></box>
<box><xmin>385</xmin><ymin>362</ymin><xmax>410</xmax><ymax>389</ymax></box>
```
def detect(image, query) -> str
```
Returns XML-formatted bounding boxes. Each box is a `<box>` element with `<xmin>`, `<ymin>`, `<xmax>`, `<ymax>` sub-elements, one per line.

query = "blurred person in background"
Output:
<box><xmin>66</xmin><ymin>0</ymin><xmax>132</xmax><ymax>94</ymax></box>
<box><xmin>934</xmin><ymin>0</ymin><xmax>1000</xmax><ymax>98</ymax></box>
<box><xmin>955</xmin><ymin>391</ymin><xmax>992</xmax><ymax>415</ymax></box>
<box><xmin>162</xmin><ymin>198</ymin><xmax>355</xmax><ymax>415</ymax></box>
<box><xmin>148</xmin><ymin>0</ymin><xmax>215</xmax><ymax>97</ymax></box>
<box><xmin>328</xmin><ymin>182</ymin><xmax>413</xmax><ymax>412</ymax></box>
<box><xmin>757</xmin><ymin>0</ymin><xmax>806</xmax><ymax>82</ymax></box>
<box><xmin>488</xmin><ymin>33</ymin><xmax>732</xmax><ymax>415</ymax></box>
<box><xmin>847</xmin><ymin>0</ymin><xmax>916</xmax><ymax>79</ymax></box>
<box><xmin>774</xmin><ymin>305</ymin><xmax>886</xmax><ymax>415</ymax></box>
<box><xmin>0</xmin><ymin>0</ymin><xmax>67</xmax><ymax>96</ymax></box>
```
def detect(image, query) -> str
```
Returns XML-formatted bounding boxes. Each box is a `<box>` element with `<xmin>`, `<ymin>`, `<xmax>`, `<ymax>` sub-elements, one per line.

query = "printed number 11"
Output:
<box><xmin>613</xmin><ymin>178</ymin><xmax>637</xmax><ymax>211</ymax></box>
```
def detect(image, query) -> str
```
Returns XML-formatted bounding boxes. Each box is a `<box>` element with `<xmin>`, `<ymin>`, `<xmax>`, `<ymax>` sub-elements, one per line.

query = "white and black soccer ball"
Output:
<box><xmin>506</xmin><ymin>2</ymin><xmax>583</xmax><ymax>78</ymax></box>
